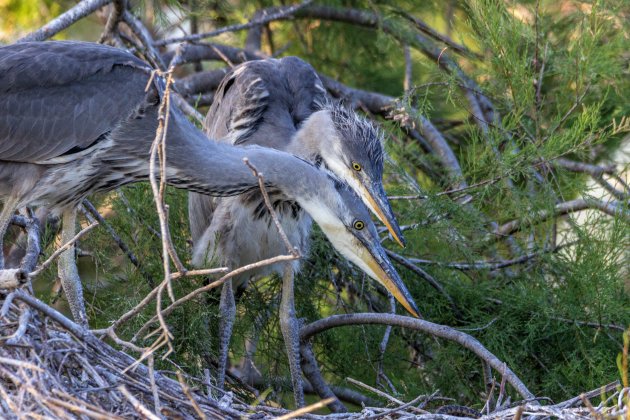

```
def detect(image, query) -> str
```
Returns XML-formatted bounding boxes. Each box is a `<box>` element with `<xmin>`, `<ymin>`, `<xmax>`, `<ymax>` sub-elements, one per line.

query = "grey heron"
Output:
<box><xmin>0</xmin><ymin>41</ymin><xmax>418</xmax><ymax>342</ymax></box>
<box><xmin>189</xmin><ymin>57</ymin><xmax>409</xmax><ymax>405</ymax></box>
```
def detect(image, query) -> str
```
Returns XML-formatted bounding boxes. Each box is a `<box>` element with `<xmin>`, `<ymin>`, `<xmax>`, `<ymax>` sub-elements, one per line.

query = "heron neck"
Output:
<box><xmin>287</xmin><ymin>109</ymin><xmax>336</xmax><ymax>162</ymax></box>
<box><xmin>163</xmin><ymin>107</ymin><xmax>327</xmax><ymax>202</ymax></box>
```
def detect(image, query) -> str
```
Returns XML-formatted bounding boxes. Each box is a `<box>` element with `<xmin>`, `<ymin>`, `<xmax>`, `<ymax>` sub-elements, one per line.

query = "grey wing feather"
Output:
<box><xmin>0</xmin><ymin>41</ymin><xmax>152</xmax><ymax>163</ymax></box>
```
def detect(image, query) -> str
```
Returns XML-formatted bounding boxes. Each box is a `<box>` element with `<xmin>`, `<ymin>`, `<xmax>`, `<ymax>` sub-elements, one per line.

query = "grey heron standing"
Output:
<box><xmin>189</xmin><ymin>57</ymin><xmax>410</xmax><ymax>405</ymax></box>
<box><xmin>0</xmin><ymin>42</ymin><xmax>418</xmax><ymax>344</ymax></box>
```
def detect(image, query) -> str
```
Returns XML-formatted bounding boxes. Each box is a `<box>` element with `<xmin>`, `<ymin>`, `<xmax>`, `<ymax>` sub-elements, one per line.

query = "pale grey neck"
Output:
<box><xmin>163</xmin><ymin>107</ymin><xmax>328</xmax><ymax>203</ymax></box>
<box><xmin>286</xmin><ymin>109</ymin><xmax>336</xmax><ymax>163</ymax></box>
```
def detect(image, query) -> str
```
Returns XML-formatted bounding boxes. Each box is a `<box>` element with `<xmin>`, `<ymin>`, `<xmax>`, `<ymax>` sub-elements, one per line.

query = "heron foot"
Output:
<box><xmin>58</xmin><ymin>210</ymin><xmax>88</xmax><ymax>327</ymax></box>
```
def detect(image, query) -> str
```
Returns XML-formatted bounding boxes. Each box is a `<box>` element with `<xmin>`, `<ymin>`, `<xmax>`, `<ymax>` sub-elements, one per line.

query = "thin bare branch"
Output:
<box><xmin>552</xmin><ymin>317</ymin><xmax>626</xmax><ymax>333</ymax></box>
<box><xmin>133</xmin><ymin>254</ymin><xmax>299</xmax><ymax>341</ymax></box>
<box><xmin>243</xmin><ymin>158</ymin><xmax>299</xmax><ymax>257</ymax></box>
<box><xmin>80</xmin><ymin>200</ymin><xmax>156</xmax><ymax>287</ymax></box>
<box><xmin>346</xmin><ymin>377</ymin><xmax>428</xmax><ymax>415</ymax></box>
<box><xmin>385</xmin><ymin>249</ymin><xmax>459</xmax><ymax>316</ymax></box>
<box><xmin>493</xmin><ymin>198</ymin><xmax>630</xmax><ymax>239</ymax></box>
<box><xmin>121</xmin><ymin>11</ymin><xmax>166</xmax><ymax>69</ymax></box>
<box><xmin>29</xmin><ymin>222</ymin><xmax>98</xmax><ymax>278</ymax></box>
<box><xmin>177</xmin><ymin>371</ymin><xmax>207</xmax><ymax>420</ymax></box>
<box><xmin>363</xmin><ymin>393</ymin><xmax>432</xmax><ymax>420</ymax></box>
<box><xmin>395</xmin><ymin>10</ymin><xmax>482</xmax><ymax>59</ymax></box>
<box><xmin>407</xmin><ymin>241</ymin><xmax>576</xmax><ymax>271</ymax></box>
<box><xmin>553</xmin><ymin>158</ymin><xmax>617</xmax><ymax>176</ymax></box>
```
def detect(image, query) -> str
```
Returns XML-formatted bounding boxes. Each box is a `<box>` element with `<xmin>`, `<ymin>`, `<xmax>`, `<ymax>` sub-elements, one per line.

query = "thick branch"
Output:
<box><xmin>175</xmin><ymin>69</ymin><xmax>229</xmax><ymax>97</ymax></box>
<box><xmin>164</xmin><ymin>43</ymin><xmax>264</xmax><ymax>67</ymax></box>
<box><xmin>245</xmin><ymin>8</ymin><xmax>271</xmax><ymax>51</ymax></box>
<box><xmin>299</xmin><ymin>344</ymin><xmax>347</xmax><ymax>413</ymax></box>
<box><xmin>300</xmin><ymin>313</ymin><xmax>535</xmax><ymax>400</ymax></box>
<box><xmin>18</xmin><ymin>0</ymin><xmax>111</xmax><ymax>42</ymax></box>
<box><xmin>155</xmin><ymin>1</ymin><xmax>313</xmax><ymax>46</ymax></box>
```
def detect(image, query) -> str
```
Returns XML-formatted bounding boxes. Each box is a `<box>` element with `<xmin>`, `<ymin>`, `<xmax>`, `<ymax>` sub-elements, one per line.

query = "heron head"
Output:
<box><xmin>300</xmin><ymin>179</ymin><xmax>419</xmax><ymax>318</ymax></box>
<box><xmin>296</xmin><ymin>104</ymin><xmax>406</xmax><ymax>248</ymax></box>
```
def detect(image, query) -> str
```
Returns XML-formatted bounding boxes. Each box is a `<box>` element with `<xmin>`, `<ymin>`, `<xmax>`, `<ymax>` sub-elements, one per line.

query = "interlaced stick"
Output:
<box><xmin>274</xmin><ymin>397</ymin><xmax>336</xmax><ymax>420</ymax></box>
<box><xmin>346</xmin><ymin>377</ymin><xmax>428</xmax><ymax>415</ymax></box>
<box><xmin>118</xmin><ymin>385</ymin><xmax>160</xmax><ymax>420</ymax></box>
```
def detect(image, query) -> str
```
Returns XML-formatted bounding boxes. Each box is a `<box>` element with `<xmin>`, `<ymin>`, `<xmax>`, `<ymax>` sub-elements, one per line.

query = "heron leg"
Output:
<box><xmin>279</xmin><ymin>263</ymin><xmax>305</xmax><ymax>408</ymax></box>
<box><xmin>0</xmin><ymin>200</ymin><xmax>18</xmax><ymax>269</ymax></box>
<box><xmin>217</xmin><ymin>278</ymin><xmax>236</xmax><ymax>391</ymax></box>
<box><xmin>58</xmin><ymin>209</ymin><xmax>88</xmax><ymax>327</ymax></box>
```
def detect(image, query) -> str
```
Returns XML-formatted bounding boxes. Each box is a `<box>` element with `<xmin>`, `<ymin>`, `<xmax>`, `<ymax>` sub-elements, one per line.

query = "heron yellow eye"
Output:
<box><xmin>352</xmin><ymin>162</ymin><xmax>362</xmax><ymax>171</ymax></box>
<box><xmin>353</xmin><ymin>220</ymin><xmax>365</xmax><ymax>230</ymax></box>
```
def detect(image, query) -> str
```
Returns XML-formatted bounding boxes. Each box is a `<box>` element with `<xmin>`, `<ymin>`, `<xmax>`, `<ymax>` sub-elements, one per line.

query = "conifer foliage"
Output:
<box><xmin>1</xmin><ymin>0</ymin><xmax>629</xmax><ymax>416</ymax></box>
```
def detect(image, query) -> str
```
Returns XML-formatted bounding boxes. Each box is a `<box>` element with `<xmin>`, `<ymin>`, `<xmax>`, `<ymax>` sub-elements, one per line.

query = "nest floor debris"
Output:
<box><xmin>0</xmin><ymin>290</ymin><xmax>627</xmax><ymax>419</ymax></box>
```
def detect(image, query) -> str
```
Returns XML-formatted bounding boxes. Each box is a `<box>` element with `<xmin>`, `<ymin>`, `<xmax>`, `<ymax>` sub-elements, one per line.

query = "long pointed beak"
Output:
<box><xmin>355</xmin><ymin>234</ymin><xmax>420</xmax><ymax>317</ymax></box>
<box><xmin>359</xmin><ymin>182</ymin><xmax>406</xmax><ymax>248</ymax></box>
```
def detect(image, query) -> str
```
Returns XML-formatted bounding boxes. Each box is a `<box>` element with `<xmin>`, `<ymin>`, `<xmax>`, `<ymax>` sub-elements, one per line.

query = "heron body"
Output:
<box><xmin>189</xmin><ymin>57</ymin><xmax>408</xmax><ymax>404</ymax></box>
<box><xmin>192</xmin><ymin>188</ymin><xmax>311</xmax><ymax>286</ymax></box>
<box><xmin>0</xmin><ymin>42</ymin><xmax>258</xmax><ymax>208</ymax></box>
<box><xmin>191</xmin><ymin>57</ymin><xmax>405</xmax><ymax>281</ymax></box>
<box><xmin>0</xmin><ymin>42</ymin><xmax>418</xmax><ymax>331</ymax></box>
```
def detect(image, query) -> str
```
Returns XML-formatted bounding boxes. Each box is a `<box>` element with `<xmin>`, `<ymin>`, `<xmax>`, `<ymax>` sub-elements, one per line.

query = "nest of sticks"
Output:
<box><xmin>0</xmin><ymin>290</ymin><xmax>246</xmax><ymax>419</ymax></box>
<box><xmin>0</xmin><ymin>289</ymin><xmax>627</xmax><ymax>419</ymax></box>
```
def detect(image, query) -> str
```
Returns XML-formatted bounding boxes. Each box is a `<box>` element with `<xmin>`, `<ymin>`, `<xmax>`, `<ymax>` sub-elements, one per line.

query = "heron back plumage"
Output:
<box><xmin>0</xmin><ymin>41</ymin><xmax>152</xmax><ymax>164</ymax></box>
